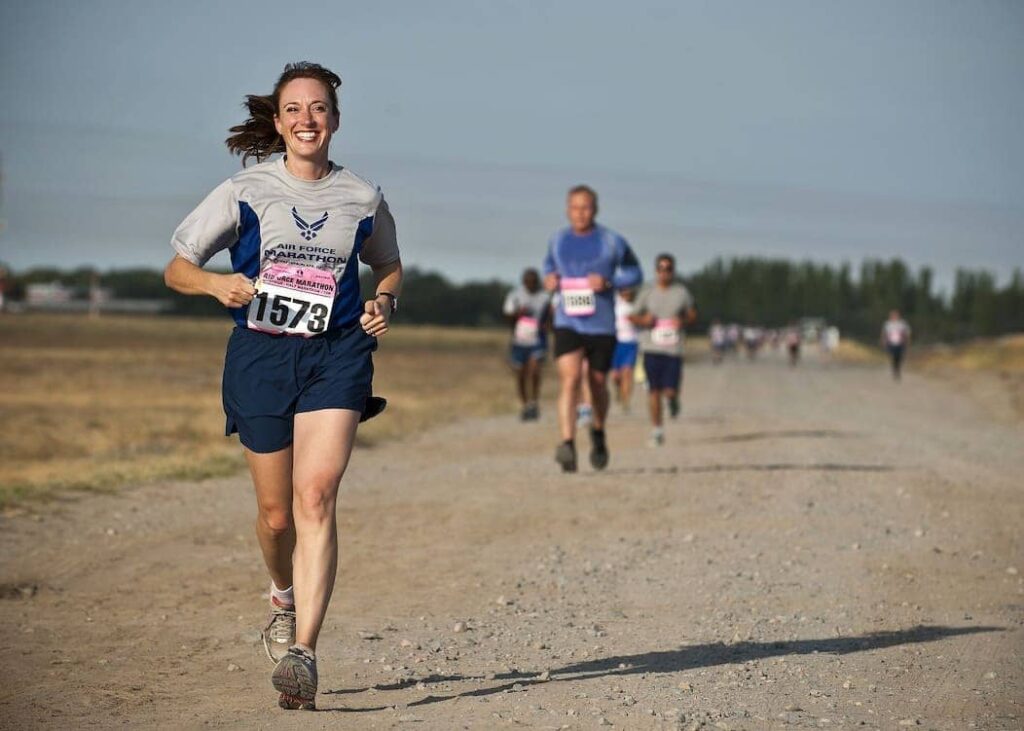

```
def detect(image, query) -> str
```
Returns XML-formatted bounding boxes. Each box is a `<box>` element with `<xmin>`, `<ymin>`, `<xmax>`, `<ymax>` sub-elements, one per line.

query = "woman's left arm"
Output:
<box><xmin>360</xmin><ymin>259</ymin><xmax>403</xmax><ymax>337</ymax></box>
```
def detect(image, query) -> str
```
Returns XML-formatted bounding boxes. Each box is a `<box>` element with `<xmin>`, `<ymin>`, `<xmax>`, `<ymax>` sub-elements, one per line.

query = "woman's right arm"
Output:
<box><xmin>164</xmin><ymin>255</ymin><xmax>256</xmax><ymax>308</ymax></box>
<box><xmin>166</xmin><ymin>179</ymin><xmax>253</xmax><ymax>307</ymax></box>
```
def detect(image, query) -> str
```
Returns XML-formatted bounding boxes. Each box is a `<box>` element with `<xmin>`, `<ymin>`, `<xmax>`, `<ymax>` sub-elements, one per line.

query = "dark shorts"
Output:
<box><xmin>553</xmin><ymin>328</ymin><xmax>617</xmax><ymax>373</ymax></box>
<box><xmin>222</xmin><ymin>325</ymin><xmax>377</xmax><ymax>453</ymax></box>
<box><xmin>509</xmin><ymin>341</ymin><xmax>547</xmax><ymax>367</ymax></box>
<box><xmin>612</xmin><ymin>341</ymin><xmax>639</xmax><ymax>371</ymax></box>
<box><xmin>644</xmin><ymin>352</ymin><xmax>683</xmax><ymax>391</ymax></box>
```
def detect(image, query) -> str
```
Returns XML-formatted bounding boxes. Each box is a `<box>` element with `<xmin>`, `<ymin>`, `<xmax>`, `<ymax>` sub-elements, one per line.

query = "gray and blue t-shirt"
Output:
<box><xmin>171</xmin><ymin>157</ymin><xmax>400</xmax><ymax>332</ymax></box>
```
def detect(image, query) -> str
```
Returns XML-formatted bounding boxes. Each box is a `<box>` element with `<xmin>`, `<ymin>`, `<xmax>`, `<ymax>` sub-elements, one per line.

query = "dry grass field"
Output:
<box><xmin>0</xmin><ymin>314</ymin><xmax>519</xmax><ymax>509</ymax></box>
<box><xmin>915</xmin><ymin>333</ymin><xmax>1024</xmax><ymax>372</ymax></box>
<box><xmin>913</xmin><ymin>333</ymin><xmax>1024</xmax><ymax>420</ymax></box>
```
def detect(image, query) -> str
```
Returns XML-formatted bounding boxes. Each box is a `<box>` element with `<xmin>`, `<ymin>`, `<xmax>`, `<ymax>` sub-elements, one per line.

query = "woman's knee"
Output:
<box><xmin>258</xmin><ymin>505</ymin><xmax>293</xmax><ymax>536</ymax></box>
<box><xmin>293</xmin><ymin>474</ymin><xmax>341</xmax><ymax>522</ymax></box>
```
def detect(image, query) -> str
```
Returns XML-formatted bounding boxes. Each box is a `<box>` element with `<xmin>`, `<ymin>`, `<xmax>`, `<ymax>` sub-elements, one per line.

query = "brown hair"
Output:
<box><xmin>225</xmin><ymin>62</ymin><xmax>342</xmax><ymax>164</ymax></box>
<box><xmin>567</xmin><ymin>184</ymin><xmax>598</xmax><ymax>209</ymax></box>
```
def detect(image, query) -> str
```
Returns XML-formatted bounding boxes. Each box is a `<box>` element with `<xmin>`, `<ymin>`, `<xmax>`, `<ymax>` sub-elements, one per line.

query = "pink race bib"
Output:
<box><xmin>247</xmin><ymin>263</ymin><xmax>336</xmax><ymax>336</ymax></box>
<box><xmin>561</xmin><ymin>277</ymin><xmax>596</xmax><ymax>317</ymax></box>
<box><xmin>651</xmin><ymin>318</ymin><xmax>680</xmax><ymax>347</ymax></box>
<box><xmin>513</xmin><ymin>316</ymin><xmax>541</xmax><ymax>346</ymax></box>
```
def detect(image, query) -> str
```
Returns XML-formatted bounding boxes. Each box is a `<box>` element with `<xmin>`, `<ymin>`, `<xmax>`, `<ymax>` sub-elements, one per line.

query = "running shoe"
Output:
<box><xmin>576</xmin><ymin>403</ymin><xmax>593</xmax><ymax>427</ymax></box>
<box><xmin>668</xmin><ymin>395</ymin><xmax>680</xmax><ymax>419</ymax></box>
<box><xmin>555</xmin><ymin>441</ymin><xmax>577</xmax><ymax>473</ymax></box>
<box><xmin>526</xmin><ymin>402</ymin><xmax>540</xmax><ymax>421</ymax></box>
<box><xmin>262</xmin><ymin>602</ymin><xmax>296</xmax><ymax>663</ymax></box>
<box><xmin>589</xmin><ymin>428</ymin><xmax>609</xmax><ymax>470</ymax></box>
<box><xmin>649</xmin><ymin>428</ymin><xmax>665</xmax><ymax>448</ymax></box>
<box><xmin>272</xmin><ymin>645</ymin><xmax>318</xmax><ymax>711</ymax></box>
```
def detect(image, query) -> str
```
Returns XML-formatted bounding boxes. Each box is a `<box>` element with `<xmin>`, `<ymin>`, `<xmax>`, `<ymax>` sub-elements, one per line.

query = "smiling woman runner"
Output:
<box><xmin>164</xmin><ymin>62</ymin><xmax>402</xmax><ymax>711</ymax></box>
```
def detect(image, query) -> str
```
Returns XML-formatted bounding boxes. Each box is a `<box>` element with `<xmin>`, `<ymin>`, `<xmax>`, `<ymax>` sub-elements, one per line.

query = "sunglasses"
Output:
<box><xmin>657</xmin><ymin>265</ymin><xmax>674</xmax><ymax>272</ymax></box>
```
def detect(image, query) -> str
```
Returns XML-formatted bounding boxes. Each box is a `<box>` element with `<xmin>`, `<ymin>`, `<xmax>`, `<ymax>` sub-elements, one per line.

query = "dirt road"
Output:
<box><xmin>2</xmin><ymin>351</ymin><xmax>1022</xmax><ymax>730</ymax></box>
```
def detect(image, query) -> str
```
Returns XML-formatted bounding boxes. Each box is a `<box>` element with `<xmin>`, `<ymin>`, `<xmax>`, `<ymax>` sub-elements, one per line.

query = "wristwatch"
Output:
<box><xmin>375</xmin><ymin>291</ymin><xmax>398</xmax><ymax>314</ymax></box>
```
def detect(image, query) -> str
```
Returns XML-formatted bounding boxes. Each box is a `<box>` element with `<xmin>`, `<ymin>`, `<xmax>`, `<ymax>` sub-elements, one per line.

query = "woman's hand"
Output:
<box><xmin>164</xmin><ymin>256</ymin><xmax>255</xmax><ymax>308</ymax></box>
<box><xmin>544</xmin><ymin>272</ymin><xmax>560</xmax><ymax>291</ymax></box>
<box><xmin>210</xmin><ymin>273</ymin><xmax>257</xmax><ymax>308</ymax></box>
<box><xmin>586</xmin><ymin>273</ymin><xmax>609</xmax><ymax>292</ymax></box>
<box><xmin>360</xmin><ymin>296</ymin><xmax>392</xmax><ymax>337</ymax></box>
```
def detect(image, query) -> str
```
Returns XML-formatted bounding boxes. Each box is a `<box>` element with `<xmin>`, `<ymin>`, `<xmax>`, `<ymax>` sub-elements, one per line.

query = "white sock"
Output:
<box><xmin>271</xmin><ymin>582</ymin><xmax>294</xmax><ymax>607</ymax></box>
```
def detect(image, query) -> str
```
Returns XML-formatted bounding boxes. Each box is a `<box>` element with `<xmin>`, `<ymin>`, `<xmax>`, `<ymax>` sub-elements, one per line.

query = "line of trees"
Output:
<box><xmin>685</xmin><ymin>258</ymin><xmax>1024</xmax><ymax>342</ymax></box>
<box><xmin>3</xmin><ymin>258</ymin><xmax>1021</xmax><ymax>343</ymax></box>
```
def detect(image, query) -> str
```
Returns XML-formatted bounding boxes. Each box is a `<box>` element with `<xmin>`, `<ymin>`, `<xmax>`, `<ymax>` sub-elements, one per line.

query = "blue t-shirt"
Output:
<box><xmin>542</xmin><ymin>225</ymin><xmax>642</xmax><ymax>335</ymax></box>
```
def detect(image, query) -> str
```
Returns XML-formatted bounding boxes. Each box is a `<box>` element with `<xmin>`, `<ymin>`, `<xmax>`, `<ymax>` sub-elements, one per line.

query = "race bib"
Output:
<box><xmin>887</xmin><ymin>331</ymin><xmax>904</xmax><ymax>346</ymax></box>
<box><xmin>651</xmin><ymin>318</ymin><xmax>680</xmax><ymax>347</ymax></box>
<box><xmin>247</xmin><ymin>263</ymin><xmax>335</xmax><ymax>337</ymax></box>
<box><xmin>561</xmin><ymin>277</ymin><xmax>596</xmax><ymax>317</ymax></box>
<box><xmin>513</xmin><ymin>316</ymin><xmax>541</xmax><ymax>347</ymax></box>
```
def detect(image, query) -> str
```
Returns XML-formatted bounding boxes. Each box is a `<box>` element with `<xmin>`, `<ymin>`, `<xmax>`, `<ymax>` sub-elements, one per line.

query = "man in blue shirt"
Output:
<box><xmin>543</xmin><ymin>185</ymin><xmax>643</xmax><ymax>472</ymax></box>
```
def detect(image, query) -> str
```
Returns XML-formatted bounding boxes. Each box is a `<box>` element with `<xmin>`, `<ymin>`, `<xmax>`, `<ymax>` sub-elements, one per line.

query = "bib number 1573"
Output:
<box><xmin>251</xmin><ymin>293</ymin><xmax>329</xmax><ymax>333</ymax></box>
<box><xmin>247</xmin><ymin>263</ymin><xmax>336</xmax><ymax>337</ymax></box>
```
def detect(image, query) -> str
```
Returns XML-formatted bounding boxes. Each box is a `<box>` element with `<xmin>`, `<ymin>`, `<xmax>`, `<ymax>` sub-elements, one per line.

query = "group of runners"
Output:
<box><xmin>708</xmin><ymin>321</ymin><xmax>843</xmax><ymax>365</ymax></box>
<box><xmin>502</xmin><ymin>185</ymin><xmax>698</xmax><ymax>462</ymax></box>
<box><xmin>164</xmin><ymin>61</ymin><xmax>913</xmax><ymax>712</ymax></box>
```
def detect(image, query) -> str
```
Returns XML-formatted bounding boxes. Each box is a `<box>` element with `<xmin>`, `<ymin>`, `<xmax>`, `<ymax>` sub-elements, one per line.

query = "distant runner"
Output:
<box><xmin>743</xmin><ymin>326</ymin><xmax>763</xmax><ymax>359</ymax></box>
<box><xmin>785</xmin><ymin>325</ymin><xmax>801</xmax><ymax>367</ymax></box>
<box><xmin>502</xmin><ymin>268</ymin><xmax>551</xmax><ymax>420</ymax></box>
<box><xmin>611</xmin><ymin>288</ymin><xmax>640</xmax><ymax>412</ymax></box>
<box><xmin>881</xmin><ymin>310</ymin><xmax>911</xmax><ymax>380</ymax></box>
<box><xmin>164</xmin><ymin>63</ymin><xmax>402</xmax><ymax>711</ymax></box>
<box><xmin>709</xmin><ymin>319</ymin><xmax>727</xmax><ymax>364</ymax></box>
<box><xmin>631</xmin><ymin>254</ymin><xmax>696</xmax><ymax>446</ymax></box>
<box><xmin>543</xmin><ymin>185</ymin><xmax>642</xmax><ymax>472</ymax></box>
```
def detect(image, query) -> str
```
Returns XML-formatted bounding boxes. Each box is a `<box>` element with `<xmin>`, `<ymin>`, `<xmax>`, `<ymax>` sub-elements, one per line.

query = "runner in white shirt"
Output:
<box><xmin>502</xmin><ymin>268</ymin><xmax>552</xmax><ymax>420</ymax></box>
<box><xmin>709</xmin><ymin>319</ymin><xmax>727</xmax><ymax>365</ymax></box>
<box><xmin>611</xmin><ymin>288</ymin><xmax>639</xmax><ymax>412</ymax></box>
<box><xmin>880</xmin><ymin>310</ymin><xmax>912</xmax><ymax>380</ymax></box>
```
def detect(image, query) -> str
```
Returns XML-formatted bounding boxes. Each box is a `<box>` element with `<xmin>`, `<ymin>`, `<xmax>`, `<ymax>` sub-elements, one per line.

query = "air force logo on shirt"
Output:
<box><xmin>291</xmin><ymin>207</ymin><xmax>329</xmax><ymax>241</ymax></box>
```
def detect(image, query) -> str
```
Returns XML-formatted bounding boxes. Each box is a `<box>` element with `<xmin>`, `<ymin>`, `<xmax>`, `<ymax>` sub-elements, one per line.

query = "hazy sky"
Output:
<box><xmin>1</xmin><ymin>0</ymin><xmax>1022</xmax><ymax>290</ymax></box>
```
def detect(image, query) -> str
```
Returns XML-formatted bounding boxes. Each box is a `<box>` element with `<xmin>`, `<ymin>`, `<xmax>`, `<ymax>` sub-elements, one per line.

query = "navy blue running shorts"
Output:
<box><xmin>509</xmin><ymin>342</ymin><xmax>547</xmax><ymax>367</ymax></box>
<box><xmin>643</xmin><ymin>352</ymin><xmax>683</xmax><ymax>391</ymax></box>
<box><xmin>222</xmin><ymin>325</ymin><xmax>377</xmax><ymax>453</ymax></box>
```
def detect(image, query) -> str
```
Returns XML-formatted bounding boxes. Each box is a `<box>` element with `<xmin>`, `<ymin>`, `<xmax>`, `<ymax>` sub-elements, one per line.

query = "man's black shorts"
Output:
<box><xmin>553</xmin><ymin>328</ymin><xmax>617</xmax><ymax>372</ymax></box>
